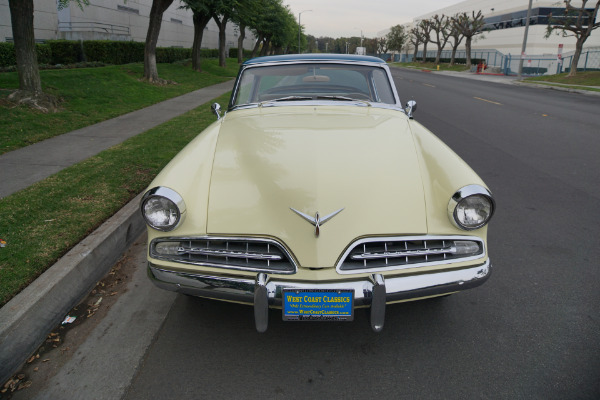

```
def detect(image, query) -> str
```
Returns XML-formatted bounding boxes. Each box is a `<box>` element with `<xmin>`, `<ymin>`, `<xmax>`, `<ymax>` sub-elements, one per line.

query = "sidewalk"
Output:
<box><xmin>412</xmin><ymin>68</ymin><xmax>600</xmax><ymax>96</ymax></box>
<box><xmin>0</xmin><ymin>80</ymin><xmax>234</xmax><ymax>386</ymax></box>
<box><xmin>0</xmin><ymin>80</ymin><xmax>234</xmax><ymax>199</ymax></box>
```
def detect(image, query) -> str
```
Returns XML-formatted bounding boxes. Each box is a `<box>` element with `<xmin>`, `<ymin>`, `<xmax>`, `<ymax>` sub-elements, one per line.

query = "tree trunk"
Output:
<box><xmin>422</xmin><ymin>42</ymin><xmax>428</xmax><ymax>63</ymax></box>
<box><xmin>191</xmin><ymin>12</ymin><xmax>211</xmax><ymax>72</ymax></box>
<box><xmin>260</xmin><ymin>37</ymin><xmax>271</xmax><ymax>57</ymax></box>
<box><xmin>435</xmin><ymin>46</ymin><xmax>442</xmax><ymax>65</ymax></box>
<box><xmin>9</xmin><ymin>0</ymin><xmax>41</xmax><ymax>93</ymax></box>
<box><xmin>251</xmin><ymin>34</ymin><xmax>263</xmax><ymax>58</ymax></box>
<box><xmin>237</xmin><ymin>24</ymin><xmax>246</xmax><ymax>64</ymax></box>
<box><xmin>412</xmin><ymin>43</ymin><xmax>419</xmax><ymax>62</ymax></box>
<box><xmin>450</xmin><ymin>44</ymin><xmax>458</xmax><ymax>66</ymax></box>
<box><xmin>213</xmin><ymin>14</ymin><xmax>229</xmax><ymax>68</ymax></box>
<box><xmin>465</xmin><ymin>36</ymin><xmax>473</xmax><ymax>69</ymax></box>
<box><xmin>144</xmin><ymin>0</ymin><xmax>174</xmax><ymax>82</ymax></box>
<box><xmin>568</xmin><ymin>39</ymin><xmax>584</xmax><ymax>77</ymax></box>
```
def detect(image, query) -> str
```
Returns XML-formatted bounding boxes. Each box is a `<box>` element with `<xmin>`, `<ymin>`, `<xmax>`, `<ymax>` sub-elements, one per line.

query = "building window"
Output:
<box><xmin>483</xmin><ymin>7</ymin><xmax>596</xmax><ymax>32</ymax></box>
<box><xmin>171</xmin><ymin>18</ymin><xmax>183</xmax><ymax>24</ymax></box>
<box><xmin>117</xmin><ymin>5</ymin><xmax>139</xmax><ymax>14</ymax></box>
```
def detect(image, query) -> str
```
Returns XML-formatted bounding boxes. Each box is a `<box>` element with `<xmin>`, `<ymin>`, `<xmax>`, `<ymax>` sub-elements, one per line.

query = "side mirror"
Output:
<box><xmin>211</xmin><ymin>103</ymin><xmax>221</xmax><ymax>120</ymax></box>
<box><xmin>405</xmin><ymin>100</ymin><xmax>417</xmax><ymax>119</ymax></box>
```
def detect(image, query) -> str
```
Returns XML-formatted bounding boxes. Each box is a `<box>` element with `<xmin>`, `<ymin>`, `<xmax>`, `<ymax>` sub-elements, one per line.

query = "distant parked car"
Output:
<box><xmin>140</xmin><ymin>54</ymin><xmax>495</xmax><ymax>332</ymax></box>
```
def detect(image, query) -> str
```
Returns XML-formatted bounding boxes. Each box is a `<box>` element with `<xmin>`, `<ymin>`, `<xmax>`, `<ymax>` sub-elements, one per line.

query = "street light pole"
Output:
<box><xmin>298</xmin><ymin>10</ymin><xmax>312</xmax><ymax>54</ymax></box>
<box><xmin>517</xmin><ymin>0</ymin><xmax>533</xmax><ymax>79</ymax></box>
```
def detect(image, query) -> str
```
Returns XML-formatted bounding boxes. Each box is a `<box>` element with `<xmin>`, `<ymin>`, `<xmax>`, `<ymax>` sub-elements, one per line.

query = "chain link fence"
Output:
<box><xmin>392</xmin><ymin>47</ymin><xmax>600</xmax><ymax>76</ymax></box>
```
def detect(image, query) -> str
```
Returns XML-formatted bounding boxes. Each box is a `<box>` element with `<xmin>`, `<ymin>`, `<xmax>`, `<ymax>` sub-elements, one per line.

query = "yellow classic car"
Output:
<box><xmin>140</xmin><ymin>54</ymin><xmax>495</xmax><ymax>332</ymax></box>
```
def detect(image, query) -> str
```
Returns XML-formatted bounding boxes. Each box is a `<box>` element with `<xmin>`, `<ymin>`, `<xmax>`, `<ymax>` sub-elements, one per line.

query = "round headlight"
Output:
<box><xmin>448</xmin><ymin>185</ymin><xmax>495</xmax><ymax>230</ymax></box>
<box><xmin>140</xmin><ymin>187</ymin><xmax>186</xmax><ymax>231</ymax></box>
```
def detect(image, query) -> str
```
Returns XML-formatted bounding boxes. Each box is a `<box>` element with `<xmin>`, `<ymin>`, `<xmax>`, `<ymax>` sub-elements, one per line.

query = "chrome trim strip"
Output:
<box><xmin>336</xmin><ymin>235</ymin><xmax>486</xmax><ymax>274</ymax></box>
<box><xmin>150</xmin><ymin>236</ymin><xmax>298</xmax><ymax>274</ymax></box>
<box><xmin>178</xmin><ymin>247</ymin><xmax>283</xmax><ymax>261</ymax></box>
<box><xmin>147</xmin><ymin>260</ymin><xmax>491</xmax><ymax>308</ymax></box>
<box><xmin>229</xmin><ymin>60</ymin><xmax>402</xmax><ymax>111</ymax></box>
<box><xmin>351</xmin><ymin>246</ymin><xmax>457</xmax><ymax>260</ymax></box>
<box><xmin>230</xmin><ymin>101</ymin><xmax>404</xmax><ymax>112</ymax></box>
<box><xmin>447</xmin><ymin>185</ymin><xmax>496</xmax><ymax>231</ymax></box>
<box><xmin>140</xmin><ymin>186</ymin><xmax>186</xmax><ymax>232</ymax></box>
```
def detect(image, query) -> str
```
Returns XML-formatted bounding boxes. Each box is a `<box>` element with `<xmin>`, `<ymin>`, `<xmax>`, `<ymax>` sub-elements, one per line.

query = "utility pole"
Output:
<box><xmin>517</xmin><ymin>0</ymin><xmax>533</xmax><ymax>79</ymax></box>
<box><xmin>298</xmin><ymin>10</ymin><xmax>312</xmax><ymax>54</ymax></box>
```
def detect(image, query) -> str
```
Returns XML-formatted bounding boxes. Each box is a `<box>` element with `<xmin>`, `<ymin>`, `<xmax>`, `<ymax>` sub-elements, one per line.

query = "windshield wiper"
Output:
<box><xmin>259</xmin><ymin>96</ymin><xmax>313</xmax><ymax>106</ymax></box>
<box><xmin>316</xmin><ymin>95</ymin><xmax>371</xmax><ymax>106</ymax></box>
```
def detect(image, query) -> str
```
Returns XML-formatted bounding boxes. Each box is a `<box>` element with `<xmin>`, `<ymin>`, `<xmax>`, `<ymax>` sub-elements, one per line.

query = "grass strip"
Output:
<box><xmin>0</xmin><ymin>91</ymin><xmax>231</xmax><ymax>307</ymax></box>
<box><xmin>524</xmin><ymin>71</ymin><xmax>600</xmax><ymax>87</ymax></box>
<box><xmin>0</xmin><ymin>59</ymin><xmax>239</xmax><ymax>155</ymax></box>
<box><xmin>393</xmin><ymin>61</ymin><xmax>470</xmax><ymax>72</ymax></box>
<box><xmin>520</xmin><ymin>81</ymin><xmax>600</xmax><ymax>92</ymax></box>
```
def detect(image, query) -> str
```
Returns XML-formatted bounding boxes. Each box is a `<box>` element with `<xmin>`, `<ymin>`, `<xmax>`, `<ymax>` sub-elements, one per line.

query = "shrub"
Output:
<box><xmin>83</xmin><ymin>40</ymin><xmax>144</xmax><ymax>64</ymax></box>
<box><xmin>0</xmin><ymin>40</ymin><xmax>218</xmax><ymax>68</ymax></box>
<box><xmin>156</xmin><ymin>47</ymin><xmax>192</xmax><ymax>63</ymax></box>
<box><xmin>0</xmin><ymin>42</ymin><xmax>15</xmax><ymax>67</ymax></box>
<box><xmin>37</xmin><ymin>44</ymin><xmax>52</xmax><ymax>65</ymax></box>
<box><xmin>228</xmin><ymin>47</ymin><xmax>253</xmax><ymax>59</ymax></box>
<box><xmin>0</xmin><ymin>43</ymin><xmax>52</xmax><ymax>67</ymax></box>
<box><xmin>46</xmin><ymin>40</ymin><xmax>83</xmax><ymax>64</ymax></box>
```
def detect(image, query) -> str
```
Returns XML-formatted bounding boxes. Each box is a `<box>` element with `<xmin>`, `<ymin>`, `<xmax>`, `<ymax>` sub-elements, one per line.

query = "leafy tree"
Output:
<box><xmin>387</xmin><ymin>25</ymin><xmax>408</xmax><ymax>54</ymax></box>
<box><xmin>270</xmin><ymin>8</ymin><xmax>297</xmax><ymax>54</ymax></box>
<box><xmin>248</xmin><ymin>0</ymin><xmax>296</xmax><ymax>57</ymax></box>
<box><xmin>448</xmin><ymin>14</ymin><xmax>465</xmax><ymax>66</ymax></box>
<box><xmin>409</xmin><ymin>26</ymin><xmax>424</xmax><ymax>62</ymax></box>
<box><xmin>7</xmin><ymin>0</ymin><xmax>88</xmax><ymax>111</ymax></box>
<box><xmin>430</xmin><ymin>14</ymin><xmax>451</xmax><ymax>65</ymax></box>
<box><xmin>230</xmin><ymin>0</ymin><xmax>260</xmax><ymax>63</ymax></box>
<box><xmin>144</xmin><ymin>0</ymin><xmax>175</xmax><ymax>82</ymax></box>
<box><xmin>211</xmin><ymin>0</ymin><xmax>237</xmax><ymax>67</ymax></box>
<box><xmin>452</xmin><ymin>10</ymin><xmax>485</xmax><ymax>68</ymax></box>
<box><xmin>363</xmin><ymin>37</ymin><xmax>377</xmax><ymax>55</ymax></box>
<box><xmin>417</xmin><ymin>19</ymin><xmax>434</xmax><ymax>63</ymax></box>
<box><xmin>181</xmin><ymin>0</ymin><xmax>212</xmax><ymax>71</ymax></box>
<box><xmin>376</xmin><ymin>36</ymin><xmax>388</xmax><ymax>56</ymax></box>
<box><xmin>545</xmin><ymin>0</ymin><xmax>600</xmax><ymax>77</ymax></box>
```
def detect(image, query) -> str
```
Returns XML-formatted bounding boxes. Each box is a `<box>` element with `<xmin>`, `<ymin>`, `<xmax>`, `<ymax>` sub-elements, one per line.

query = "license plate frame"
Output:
<box><xmin>282</xmin><ymin>288</ymin><xmax>354</xmax><ymax>321</ymax></box>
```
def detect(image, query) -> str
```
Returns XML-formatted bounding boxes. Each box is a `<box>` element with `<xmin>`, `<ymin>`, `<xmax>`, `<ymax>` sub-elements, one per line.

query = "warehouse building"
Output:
<box><xmin>411</xmin><ymin>0</ymin><xmax>599</xmax><ymax>55</ymax></box>
<box><xmin>0</xmin><ymin>0</ymin><xmax>255</xmax><ymax>50</ymax></box>
<box><xmin>382</xmin><ymin>0</ymin><xmax>599</xmax><ymax>73</ymax></box>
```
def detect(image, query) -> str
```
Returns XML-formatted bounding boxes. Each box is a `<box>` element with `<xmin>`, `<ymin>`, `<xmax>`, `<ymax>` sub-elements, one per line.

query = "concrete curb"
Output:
<box><xmin>513</xmin><ymin>80</ymin><xmax>600</xmax><ymax>96</ymax></box>
<box><xmin>0</xmin><ymin>193</ymin><xmax>145</xmax><ymax>384</ymax></box>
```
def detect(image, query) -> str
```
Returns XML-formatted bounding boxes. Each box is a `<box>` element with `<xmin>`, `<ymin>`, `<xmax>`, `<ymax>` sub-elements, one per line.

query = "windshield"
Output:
<box><xmin>231</xmin><ymin>63</ymin><xmax>397</xmax><ymax>107</ymax></box>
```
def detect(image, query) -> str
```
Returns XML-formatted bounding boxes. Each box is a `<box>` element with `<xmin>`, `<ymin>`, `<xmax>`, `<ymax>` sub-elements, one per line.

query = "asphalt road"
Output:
<box><xmin>16</xmin><ymin>70</ymin><xmax>600</xmax><ymax>400</ymax></box>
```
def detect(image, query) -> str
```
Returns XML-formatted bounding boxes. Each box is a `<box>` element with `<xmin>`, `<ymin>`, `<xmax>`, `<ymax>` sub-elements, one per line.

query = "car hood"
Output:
<box><xmin>206</xmin><ymin>106</ymin><xmax>427</xmax><ymax>268</ymax></box>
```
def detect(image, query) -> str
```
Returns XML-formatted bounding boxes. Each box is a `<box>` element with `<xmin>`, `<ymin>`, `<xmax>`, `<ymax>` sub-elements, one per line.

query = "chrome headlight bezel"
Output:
<box><xmin>140</xmin><ymin>187</ymin><xmax>186</xmax><ymax>232</ymax></box>
<box><xmin>448</xmin><ymin>185</ymin><xmax>495</xmax><ymax>231</ymax></box>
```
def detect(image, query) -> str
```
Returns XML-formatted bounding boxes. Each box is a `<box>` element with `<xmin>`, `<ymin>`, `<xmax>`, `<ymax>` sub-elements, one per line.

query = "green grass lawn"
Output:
<box><xmin>0</xmin><ymin>91</ymin><xmax>231</xmax><ymax>307</ymax></box>
<box><xmin>524</xmin><ymin>71</ymin><xmax>600</xmax><ymax>88</ymax></box>
<box><xmin>0</xmin><ymin>59</ymin><xmax>240</xmax><ymax>155</ymax></box>
<box><xmin>392</xmin><ymin>61</ymin><xmax>470</xmax><ymax>72</ymax></box>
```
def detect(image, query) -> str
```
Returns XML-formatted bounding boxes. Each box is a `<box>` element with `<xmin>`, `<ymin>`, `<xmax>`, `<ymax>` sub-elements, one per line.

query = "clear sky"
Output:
<box><xmin>283</xmin><ymin>0</ymin><xmax>463</xmax><ymax>38</ymax></box>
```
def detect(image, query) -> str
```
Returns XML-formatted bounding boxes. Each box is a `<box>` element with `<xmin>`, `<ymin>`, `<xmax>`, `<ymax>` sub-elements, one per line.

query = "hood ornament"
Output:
<box><xmin>290</xmin><ymin>207</ymin><xmax>344</xmax><ymax>237</ymax></box>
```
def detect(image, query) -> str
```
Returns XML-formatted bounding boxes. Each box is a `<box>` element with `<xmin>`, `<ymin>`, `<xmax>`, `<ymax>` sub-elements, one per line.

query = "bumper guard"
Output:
<box><xmin>148</xmin><ymin>260</ymin><xmax>491</xmax><ymax>333</ymax></box>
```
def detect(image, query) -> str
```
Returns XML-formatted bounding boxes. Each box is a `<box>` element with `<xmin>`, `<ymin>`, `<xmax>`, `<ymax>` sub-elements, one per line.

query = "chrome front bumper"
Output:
<box><xmin>148</xmin><ymin>260</ymin><xmax>491</xmax><ymax>332</ymax></box>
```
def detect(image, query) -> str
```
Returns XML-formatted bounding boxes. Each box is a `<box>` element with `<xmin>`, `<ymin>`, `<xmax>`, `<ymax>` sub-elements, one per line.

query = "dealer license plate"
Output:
<box><xmin>282</xmin><ymin>289</ymin><xmax>354</xmax><ymax>321</ymax></box>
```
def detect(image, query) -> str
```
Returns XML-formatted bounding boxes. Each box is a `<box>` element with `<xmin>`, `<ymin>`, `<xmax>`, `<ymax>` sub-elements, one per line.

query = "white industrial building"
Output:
<box><xmin>0</xmin><ymin>0</ymin><xmax>256</xmax><ymax>50</ymax></box>
<box><xmin>378</xmin><ymin>0</ymin><xmax>600</xmax><ymax>74</ymax></box>
<box><xmin>410</xmin><ymin>0</ymin><xmax>599</xmax><ymax>56</ymax></box>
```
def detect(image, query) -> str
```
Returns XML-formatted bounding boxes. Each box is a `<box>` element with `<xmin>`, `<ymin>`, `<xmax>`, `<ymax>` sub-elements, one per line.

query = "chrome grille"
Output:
<box><xmin>338</xmin><ymin>236</ymin><xmax>484</xmax><ymax>273</ymax></box>
<box><xmin>150</xmin><ymin>237</ymin><xmax>296</xmax><ymax>274</ymax></box>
